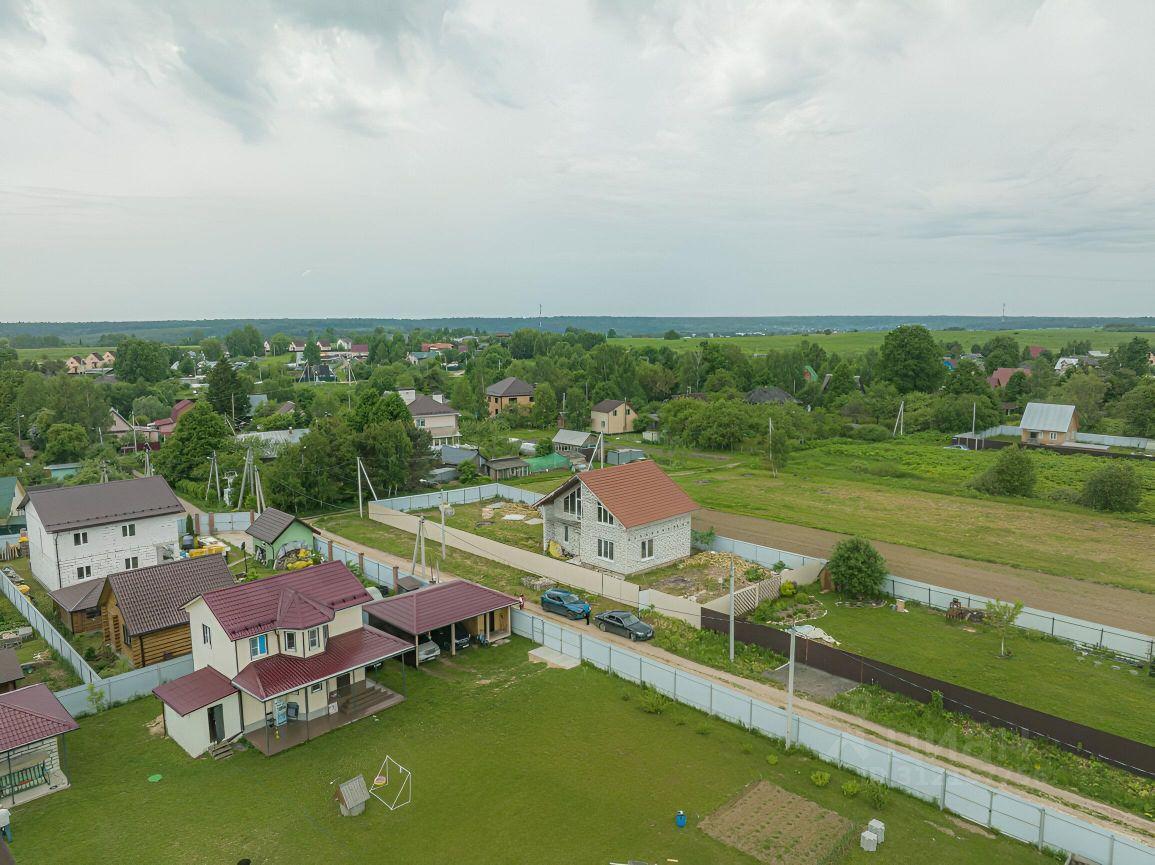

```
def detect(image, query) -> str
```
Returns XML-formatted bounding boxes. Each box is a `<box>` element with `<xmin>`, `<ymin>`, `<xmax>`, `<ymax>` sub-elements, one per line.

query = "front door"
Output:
<box><xmin>335</xmin><ymin>673</ymin><xmax>351</xmax><ymax>690</ymax></box>
<box><xmin>207</xmin><ymin>703</ymin><xmax>224</xmax><ymax>743</ymax></box>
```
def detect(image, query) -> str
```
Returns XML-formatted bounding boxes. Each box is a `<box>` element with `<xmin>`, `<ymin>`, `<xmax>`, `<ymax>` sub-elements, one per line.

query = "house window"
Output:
<box><xmin>612</xmin><ymin>409</ymin><xmax>618</xmax><ymax>416</ymax></box>
<box><xmin>122</xmin><ymin>523</ymin><xmax>136</xmax><ymax>538</ymax></box>
<box><xmin>1049</xmin><ymin>432</ymin><xmax>1057</xmax><ymax>441</ymax></box>
<box><xmin>124</xmin><ymin>556</ymin><xmax>139</xmax><ymax>570</ymax></box>
<box><xmin>597</xmin><ymin>539</ymin><xmax>614</xmax><ymax>561</ymax></box>
<box><xmin>308</xmin><ymin>628</ymin><xmax>319</xmax><ymax>650</ymax></box>
<box><xmin>310</xmin><ymin>682</ymin><xmax>324</xmax><ymax>694</ymax></box>
<box><xmin>416</xmin><ymin>417</ymin><xmax>425</xmax><ymax>427</ymax></box>
<box><xmin>202</xmin><ymin>624</ymin><xmax>211</xmax><ymax>646</ymax></box>
<box><xmin>563</xmin><ymin>525</ymin><xmax>569</xmax><ymax>543</ymax></box>
<box><xmin>285</xmin><ymin>632</ymin><xmax>297</xmax><ymax>651</ymax></box>
<box><xmin>76</xmin><ymin>565</ymin><xmax>91</xmax><ymax>579</ymax></box>
<box><xmin>641</xmin><ymin>539</ymin><xmax>654</xmax><ymax>561</ymax></box>
<box><xmin>600</xmin><ymin>420</ymin><xmax>606</xmax><ymax>429</ymax></box>
<box><xmin>597</xmin><ymin>503</ymin><xmax>613</xmax><ymax>525</ymax></box>
<box><xmin>562</xmin><ymin>489</ymin><xmax>582</xmax><ymax>517</ymax></box>
<box><xmin>122</xmin><ymin>624</ymin><xmax>131</xmax><ymax>646</ymax></box>
<box><xmin>73</xmin><ymin>531</ymin><xmax>88</xmax><ymax>546</ymax></box>
<box><xmin>249</xmin><ymin>634</ymin><xmax>268</xmax><ymax>659</ymax></box>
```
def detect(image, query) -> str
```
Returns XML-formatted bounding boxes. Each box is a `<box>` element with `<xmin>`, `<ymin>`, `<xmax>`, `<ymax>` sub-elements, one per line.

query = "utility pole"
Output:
<box><xmin>972</xmin><ymin>402</ymin><xmax>977</xmax><ymax>436</ymax></box>
<box><xmin>439</xmin><ymin>492</ymin><xmax>447</xmax><ymax>559</ymax></box>
<box><xmin>728</xmin><ymin>547</ymin><xmax>735</xmax><ymax>662</ymax></box>
<box><xmin>357</xmin><ymin>455</ymin><xmax>363</xmax><ymax>518</ymax></box>
<box><xmin>99</xmin><ymin>460</ymin><xmax>109</xmax><ymax>483</ymax></box>
<box><xmin>785</xmin><ymin>631</ymin><xmax>797</xmax><ymax>749</ymax></box>
<box><xmin>767</xmin><ymin>416</ymin><xmax>777</xmax><ymax>478</ymax></box>
<box><xmin>893</xmin><ymin>400</ymin><xmax>905</xmax><ymax>437</ymax></box>
<box><xmin>143</xmin><ymin>449</ymin><xmax>152</xmax><ymax>477</ymax></box>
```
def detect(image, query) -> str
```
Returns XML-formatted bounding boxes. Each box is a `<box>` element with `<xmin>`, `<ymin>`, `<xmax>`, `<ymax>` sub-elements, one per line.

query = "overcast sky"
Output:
<box><xmin>2</xmin><ymin>0</ymin><xmax>1154</xmax><ymax>321</ymax></box>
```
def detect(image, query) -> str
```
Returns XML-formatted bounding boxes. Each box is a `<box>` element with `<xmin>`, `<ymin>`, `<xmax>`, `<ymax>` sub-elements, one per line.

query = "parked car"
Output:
<box><xmin>430</xmin><ymin>624</ymin><xmax>471</xmax><ymax>653</ymax></box>
<box><xmin>414</xmin><ymin>640</ymin><xmax>441</xmax><ymax>664</ymax></box>
<box><xmin>541</xmin><ymin>589</ymin><xmax>591</xmax><ymax>620</ymax></box>
<box><xmin>594</xmin><ymin>610</ymin><xmax>654</xmax><ymax>641</ymax></box>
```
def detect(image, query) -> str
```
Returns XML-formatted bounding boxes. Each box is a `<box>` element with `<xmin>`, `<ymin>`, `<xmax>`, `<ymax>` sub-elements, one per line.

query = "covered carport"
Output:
<box><xmin>364</xmin><ymin>580</ymin><xmax>518</xmax><ymax>665</ymax></box>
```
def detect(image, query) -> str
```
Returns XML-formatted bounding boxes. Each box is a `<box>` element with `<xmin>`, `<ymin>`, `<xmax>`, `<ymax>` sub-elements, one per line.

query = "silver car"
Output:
<box><xmin>416</xmin><ymin>640</ymin><xmax>441</xmax><ymax>664</ymax></box>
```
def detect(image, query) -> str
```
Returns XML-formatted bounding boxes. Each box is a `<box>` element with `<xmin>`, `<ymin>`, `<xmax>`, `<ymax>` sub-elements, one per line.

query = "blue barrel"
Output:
<box><xmin>675</xmin><ymin>810</ymin><xmax>687</xmax><ymax>828</ymax></box>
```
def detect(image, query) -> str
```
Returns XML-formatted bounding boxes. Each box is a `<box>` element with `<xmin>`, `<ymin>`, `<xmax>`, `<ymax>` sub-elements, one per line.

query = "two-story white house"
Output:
<box><xmin>536</xmin><ymin>459</ymin><xmax>696</xmax><ymax>577</ymax></box>
<box><xmin>152</xmin><ymin>561</ymin><xmax>412</xmax><ymax>758</ymax></box>
<box><xmin>21</xmin><ymin>476</ymin><xmax>185</xmax><ymax>591</ymax></box>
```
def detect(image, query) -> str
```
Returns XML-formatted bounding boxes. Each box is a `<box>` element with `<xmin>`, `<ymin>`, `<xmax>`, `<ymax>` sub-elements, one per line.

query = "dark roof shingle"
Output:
<box><xmin>105</xmin><ymin>556</ymin><xmax>235</xmax><ymax>637</ymax></box>
<box><xmin>48</xmin><ymin>577</ymin><xmax>106</xmax><ymax>612</ymax></box>
<box><xmin>152</xmin><ymin>666</ymin><xmax>237</xmax><ymax>716</ymax></box>
<box><xmin>0</xmin><ymin>648</ymin><xmax>23</xmax><ymax>687</ymax></box>
<box><xmin>231</xmin><ymin>626</ymin><xmax>410</xmax><ymax>700</ymax></box>
<box><xmin>364</xmin><ymin>579</ymin><xmax>517</xmax><ymax>635</ymax></box>
<box><xmin>0</xmin><ymin>684</ymin><xmax>78</xmax><ymax>752</ymax></box>
<box><xmin>407</xmin><ymin>395</ymin><xmax>459</xmax><ymax>417</ymax></box>
<box><xmin>591</xmin><ymin>399</ymin><xmax>627</xmax><ymax>413</ymax></box>
<box><xmin>486</xmin><ymin>377</ymin><xmax>534</xmax><ymax>398</ymax></box>
<box><xmin>245</xmin><ymin>508</ymin><xmax>301</xmax><ymax>544</ymax></box>
<box><xmin>198</xmin><ymin>561</ymin><xmax>370</xmax><ymax>640</ymax></box>
<box><xmin>21</xmin><ymin>476</ymin><xmax>184</xmax><ymax>533</ymax></box>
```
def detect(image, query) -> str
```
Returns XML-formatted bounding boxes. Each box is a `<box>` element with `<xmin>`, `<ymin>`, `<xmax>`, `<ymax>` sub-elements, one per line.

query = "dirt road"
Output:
<box><xmin>695</xmin><ymin>509</ymin><xmax>1155</xmax><ymax>635</ymax></box>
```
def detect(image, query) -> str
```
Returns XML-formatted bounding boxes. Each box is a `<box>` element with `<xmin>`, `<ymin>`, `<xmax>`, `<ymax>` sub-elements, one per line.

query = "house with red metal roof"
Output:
<box><xmin>152</xmin><ymin>561</ymin><xmax>412</xmax><ymax>758</ymax></box>
<box><xmin>535</xmin><ymin>459</ymin><xmax>696</xmax><ymax>577</ymax></box>
<box><xmin>0</xmin><ymin>684</ymin><xmax>79</xmax><ymax>805</ymax></box>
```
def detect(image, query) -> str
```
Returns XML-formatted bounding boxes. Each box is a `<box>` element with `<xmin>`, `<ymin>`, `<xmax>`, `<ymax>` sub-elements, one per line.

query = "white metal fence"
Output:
<box><xmin>0</xmin><ymin>573</ymin><xmax>99</xmax><ymax>684</ymax></box>
<box><xmin>512</xmin><ymin>609</ymin><xmax>1155</xmax><ymax>865</ymax></box>
<box><xmin>55</xmin><ymin>655</ymin><xmax>194</xmax><ymax>718</ymax></box>
<box><xmin>311</xmin><ymin>534</ymin><xmax>425</xmax><ymax>593</ymax></box>
<box><xmin>974</xmin><ymin>425</ymin><xmax>1152</xmax><ymax>450</ymax></box>
<box><xmin>372</xmin><ymin>483</ymin><xmax>544</xmax><ymax>513</ymax></box>
<box><xmin>710</xmin><ymin>534</ymin><xmax>1155</xmax><ymax>660</ymax></box>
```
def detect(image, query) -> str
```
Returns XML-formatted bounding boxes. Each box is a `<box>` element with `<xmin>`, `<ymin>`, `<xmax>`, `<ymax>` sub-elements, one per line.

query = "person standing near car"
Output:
<box><xmin>584</xmin><ymin>608</ymin><xmax>590</xmax><ymax>626</ymax></box>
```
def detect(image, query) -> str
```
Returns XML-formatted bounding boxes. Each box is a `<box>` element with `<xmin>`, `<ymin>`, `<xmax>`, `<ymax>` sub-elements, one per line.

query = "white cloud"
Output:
<box><xmin>0</xmin><ymin>0</ymin><xmax>1152</xmax><ymax>319</ymax></box>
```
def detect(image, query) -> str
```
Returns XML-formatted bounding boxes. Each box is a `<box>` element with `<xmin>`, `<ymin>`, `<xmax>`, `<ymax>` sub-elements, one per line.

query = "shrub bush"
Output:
<box><xmin>828</xmin><ymin>537</ymin><xmax>887</xmax><ymax>598</ymax></box>
<box><xmin>772</xmin><ymin>560</ymin><xmax>786</xmax><ymax>573</ymax></box>
<box><xmin>841</xmin><ymin>780</ymin><xmax>861</xmax><ymax>798</ymax></box>
<box><xmin>765</xmin><ymin>754</ymin><xmax>779</xmax><ymax>767</ymax></box>
<box><xmin>639</xmin><ymin>688</ymin><xmax>672</xmax><ymax>715</ymax></box>
<box><xmin>865</xmin><ymin>782</ymin><xmax>890</xmax><ymax>809</ymax></box>
<box><xmin>795</xmin><ymin>591</ymin><xmax>811</xmax><ymax>604</ymax></box>
<box><xmin>779</xmin><ymin>580</ymin><xmax>797</xmax><ymax>598</ymax></box>
<box><xmin>810</xmin><ymin>771</ymin><xmax>831</xmax><ymax>788</ymax></box>
<box><xmin>970</xmin><ymin>445</ymin><xmax>1036</xmax><ymax>497</ymax></box>
<box><xmin>691</xmin><ymin>527</ymin><xmax>716</xmax><ymax>551</ymax></box>
<box><xmin>1080</xmin><ymin>463</ymin><xmax>1143</xmax><ymax>512</ymax></box>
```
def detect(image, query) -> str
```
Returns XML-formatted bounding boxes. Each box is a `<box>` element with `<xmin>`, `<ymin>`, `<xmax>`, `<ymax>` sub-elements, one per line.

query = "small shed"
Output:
<box><xmin>365</xmin><ymin>580</ymin><xmax>518</xmax><ymax>664</ymax></box>
<box><xmin>482</xmin><ymin>456</ymin><xmax>529</xmax><ymax>481</ymax></box>
<box><xmin>48</xmin><ymin>578</ymin><xmax>105</xmax><ymax>635</ymax></box>
<box><xmin>425</xmin><ymin>466</ymin><xmax>458</xmax><ymax>485</ymax></box>
<box><xmin>245</xmin><ymin>508</ymin><xmax>314</xmax><ymax>565</ymax></box>
<box><xmin>0</xmin><ymin>649</ymin><xmax>23</xmax><ymax>694</ymax></box>
<box><xmin>0</xmin><ymin>684</ymin><xmax>79</xmax><ymax>806</ymax></box>
<box><xmin>606</xmin><ymin>448</ymin><xmax>645</xmax><ymax>466</ymax></box>
<box><xmin>525</xmin><ymin>452</ymin><xmax>570</xmax><ymax>474</ymax></box>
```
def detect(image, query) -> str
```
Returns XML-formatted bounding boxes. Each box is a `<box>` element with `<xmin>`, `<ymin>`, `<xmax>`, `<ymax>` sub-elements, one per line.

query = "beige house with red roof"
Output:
<box><xmin>536</xmin><ymin>459</ymin><xmax>696</xmax><ymax>576</ymax></box>
<box><xmin>153</xmin><ymin>561</ymin><xmax>411</xmax><ymax>758</ymax></box>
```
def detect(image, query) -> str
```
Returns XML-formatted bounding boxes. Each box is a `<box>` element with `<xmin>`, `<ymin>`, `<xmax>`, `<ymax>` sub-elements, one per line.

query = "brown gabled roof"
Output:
<box><xmin>231</xmin><ymin>626</ymin><xmax>410</xmax><ymax>700</ymax></box>
<box><xmin>245</xmin><ymin>508</ymin><xmax>302</xmax><ymax>544</ymax></box>
<box><xmin>591</xmin><ymin>399</ymin><xmax>627</xmax><ymax>413</ymax></box>
<box><xmin>197</xmin><ymin>561</ymin><xmax>370</xmax><ymax>641</ymax></box>
<box><xmin>486</xmin><ymin>376</ymin><xmax>534</xmax><ymax>398</ymax></box>
<box><xmin>407</xmin><ymin>395</ymin><xmax>460</xmax><ymax>417</ymax></box>
<box><xmin>364</xmin><ymin>579</ymin><xmax>517</xmax><ymax>635</ymax></box>
<box><xmin>104</xmin><ymin>556</ymin><xmax>235</xmax><ymax>638</ymax></box>
<box><xmin>20</xmin><ymin>476</ymin><xmax>184</xmax><ymax>533</ymax></box>
<box><xmin>538</xmin><ymin>459</ymin><xmax>696</xmax><ymax>529</ymax></box>
<box><xmin>0</xmin><ymin>684</ymin><xmax>78</xmax><ymax>752</ymax></box>
<box><xmin>48</xmin><ymin>577</ymin><xmax>106</xmax><ymax>613</ymax></box>
<box><xmin>0</xmin><ymin>648</ymin><xmax>23</xmax><ymax>687</ymax></box>
<box><xmin>152</xmin><ymin>666</ymin><xmax>237</xmax><ymax>716</ymax></box>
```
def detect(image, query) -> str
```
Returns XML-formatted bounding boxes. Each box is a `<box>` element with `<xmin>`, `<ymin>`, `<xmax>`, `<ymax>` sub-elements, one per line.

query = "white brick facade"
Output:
<box><xmin>26</xmin><ymin>506</ymin><xmax>177</xmax><ymax>591</ymax></box>
<box><xmin>541</xmin><ymin>484</ymin><xmax>691</xmax><ymax>577</ymax></box>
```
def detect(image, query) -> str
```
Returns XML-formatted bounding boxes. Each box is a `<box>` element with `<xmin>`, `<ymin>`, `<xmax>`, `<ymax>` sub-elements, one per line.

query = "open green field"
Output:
<box><xmin>12</xmin><ymin>641</ymin><xmax>1054</xmax><ymax>865</ymax></box>
<box><xmin>511</xmin><ymin>436</ymin><xmax>1155</xmax><ymax>595</ymax></box>
<box><xmin>14</xmin><ymin>344</ymin><xmax>114</xmax><ymax>361</ymax></box>
<box><xmin>613</xmin><ymin>326</ymin><xmax>1153</xmax><ymax>355</ymax></box>
<box><xmin>810</xmin><ymin>597</ymin><xmax>1155</xmax><ymax>745</ymax></box>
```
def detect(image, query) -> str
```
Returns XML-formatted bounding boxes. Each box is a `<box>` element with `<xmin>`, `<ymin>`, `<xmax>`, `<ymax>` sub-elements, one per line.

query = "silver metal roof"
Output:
<box><xmin>1020</xmin><ymin>402</ymin><xmax>1076</xmax><ymax>433</ymax></box>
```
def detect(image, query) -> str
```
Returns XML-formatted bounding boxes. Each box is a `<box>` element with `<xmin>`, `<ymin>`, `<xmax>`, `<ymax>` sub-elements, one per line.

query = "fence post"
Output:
<box><xmin>358</xmin><ymin>552</ymin><xmax>365</xmax><ymax>573</ymax></box>
<box><xmin>208</xmin><ymin>513</ymin><xmax>216</xmax><ymax>534</ymax></box>
<box><xmin>1037</xmin><ymin>807</ymin><xmax>1045</xmax><ymax>850</ymax></box>
<box><xmin>327</xmin><ymin>540</ymin><xmax>333</xmax><ymax>561</ymax></box>
<box><xmin>987</xmin><ymin>789</ymin><xmax>994</xmax><ymax>827</ymax></box>
<box><xmin>940</xmin><ymin>770</ymin><xmax>948</xmax><ymax>810</ymax></box>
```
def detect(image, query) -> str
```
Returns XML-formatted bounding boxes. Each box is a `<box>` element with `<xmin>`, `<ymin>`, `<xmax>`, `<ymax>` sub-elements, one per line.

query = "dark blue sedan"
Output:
<box><xmin>541</xmin><ymin>589</ymin><xmax>590</xmax><ymax>620</ymax></box>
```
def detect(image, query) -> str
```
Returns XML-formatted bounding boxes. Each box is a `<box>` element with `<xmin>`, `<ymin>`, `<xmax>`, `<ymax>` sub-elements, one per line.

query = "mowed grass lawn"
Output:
<box><xmin>814</xmin><ymin>599</ymin><xmax>1155</xmax><ymax>745</ymax></box>
<box><xmin>612</xmin><ymin>326</ymin><xmax>1154</xmax><ymax>355</ymax></box>
<box><xmin>414</xmin><ymin>499</ymin><xmax>543</xmax><ymax>553</ymax></box>
<box><xmin>13</xmin><ymin>642</ymin><xmax>1053</xmax><ymax>865</ymax></box>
